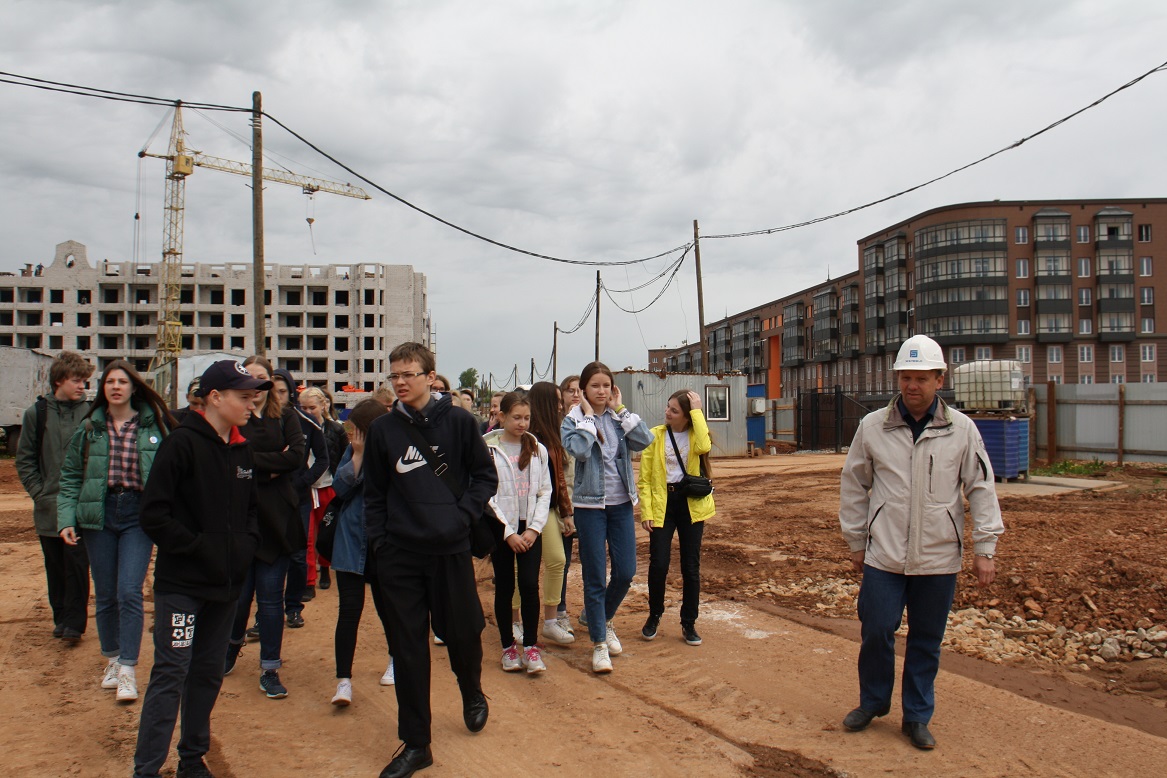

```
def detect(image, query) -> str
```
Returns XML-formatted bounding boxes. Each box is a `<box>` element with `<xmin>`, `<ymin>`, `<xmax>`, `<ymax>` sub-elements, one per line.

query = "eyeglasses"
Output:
<box><xmin>387</xmin><ymin>372</ymin><xmax>426</xmax><ymax>382</ymax></box>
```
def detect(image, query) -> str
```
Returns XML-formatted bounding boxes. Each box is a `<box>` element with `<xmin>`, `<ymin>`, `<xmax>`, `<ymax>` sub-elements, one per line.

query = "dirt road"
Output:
<box><xmin>1</xmin><ymin>455</ymin><xmax>1164</xmax><ymax>777</ymax></box>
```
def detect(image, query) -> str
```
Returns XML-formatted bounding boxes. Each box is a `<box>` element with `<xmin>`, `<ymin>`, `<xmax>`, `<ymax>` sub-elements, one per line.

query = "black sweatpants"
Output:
<box><xmin>334</xmin><ymin>547</ymin><xmax>393</xmax><ymax>678</ymax></box>
<box><xmin>490</xmin><ymin>521</ymin><xmax>542</xmax><ymax>649</ymax></box>
<box><xmin>375</xmin><ymin>542</ymin><xmax>484</xmax><ymax>747</ymax></box>
<box><xmin>38</xmin><ymin>534</ymin><xmax>90</xmax><ymax>633</ymax></box>
<box><xmin>133</xmin><ymin>592</ymin><xmax>235</xmax><ymax>778</ymax></box>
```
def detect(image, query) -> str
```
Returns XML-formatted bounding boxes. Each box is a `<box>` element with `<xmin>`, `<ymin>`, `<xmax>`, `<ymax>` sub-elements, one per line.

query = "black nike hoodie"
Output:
<box><xmin>364</xmin><ymin>392</ymin><xmax>498</xmax><ymax>555</ymax></box>
<box><xmin>140</xmin><ymin>411</ymin><xmax>261</xmax><ymax>602</ymax></box>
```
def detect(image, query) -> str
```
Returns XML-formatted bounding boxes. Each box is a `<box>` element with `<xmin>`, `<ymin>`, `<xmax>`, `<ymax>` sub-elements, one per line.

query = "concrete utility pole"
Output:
<box><xmin>595</xmin><ymin>271</ymin><xmax>601</xmax><ymax>361</ymax></box>
<box><xmin>252</xmin><ymin>91</ymin><xmax>266</xmax><ymax>356</ymax></box>
<box><xmin>694</xmin><ymin>219</ymin><xmax>708</xmax><ymax>373</ymax></box>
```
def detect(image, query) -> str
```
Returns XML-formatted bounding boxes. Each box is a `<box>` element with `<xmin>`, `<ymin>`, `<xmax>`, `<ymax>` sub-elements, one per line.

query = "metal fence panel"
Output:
<box><xmin>1032</xmin><ymin>383</ymin><xmax>1167</xmax><ymax>463</ymax></box>
<box><xmin>615</xmin><ymin>371</ymin><xmax>749</xmax><ymax>457</ymax></box>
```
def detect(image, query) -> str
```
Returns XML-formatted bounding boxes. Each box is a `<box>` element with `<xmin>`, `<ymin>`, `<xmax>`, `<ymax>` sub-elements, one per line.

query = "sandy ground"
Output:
<box><xmin>1</xmin><ymin>454</ymin><xmax>1165</xmax><ymax>777</ymax></box>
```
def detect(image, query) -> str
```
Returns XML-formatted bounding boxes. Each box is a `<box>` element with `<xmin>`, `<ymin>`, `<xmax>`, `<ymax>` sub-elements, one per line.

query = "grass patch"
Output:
<box><xmin>1034</xmin><ymin>458</ymin><xmax>1109</xmax><ymax>477</ymax></box>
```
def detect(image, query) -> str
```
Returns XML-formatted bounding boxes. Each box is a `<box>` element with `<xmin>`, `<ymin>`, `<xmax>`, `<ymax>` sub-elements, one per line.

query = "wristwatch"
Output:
<box><xmin>975</xmin><ymin>553</ymin><xmax>994</xmax><ymax>560</ymax></box>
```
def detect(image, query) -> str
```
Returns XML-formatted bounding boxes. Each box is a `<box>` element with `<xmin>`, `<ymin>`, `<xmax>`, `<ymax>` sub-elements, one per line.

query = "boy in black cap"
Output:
<box><xmin>132</xmin><ymin>360</ymin><xmax>270</xmax><ymax>778</ymax></box>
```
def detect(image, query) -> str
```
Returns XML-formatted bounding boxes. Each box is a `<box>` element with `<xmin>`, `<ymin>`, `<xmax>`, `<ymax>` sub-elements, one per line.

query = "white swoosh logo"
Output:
<box><xmin>396</xmin><ymin>458</ymin><xmax>428</xmax><ymax>473</ymax></box>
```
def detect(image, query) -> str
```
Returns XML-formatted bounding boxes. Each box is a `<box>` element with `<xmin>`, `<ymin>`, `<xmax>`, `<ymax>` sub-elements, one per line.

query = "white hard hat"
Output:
<box><xmin>893</xmin><ymin>335</ymin><xmax>947</xmax><ymax>371</ymax></box>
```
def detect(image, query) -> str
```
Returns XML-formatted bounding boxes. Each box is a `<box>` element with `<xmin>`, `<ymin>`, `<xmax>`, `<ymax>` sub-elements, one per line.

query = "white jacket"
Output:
<box><xmin>484</xmin><ymin>430</ymin><xmax>552</xmax><ymax>539</ymax></box>
<box><xmin>839</xmin><ymin>396</ymin><xmax>1004</xmax><ymax>576</ymax></box>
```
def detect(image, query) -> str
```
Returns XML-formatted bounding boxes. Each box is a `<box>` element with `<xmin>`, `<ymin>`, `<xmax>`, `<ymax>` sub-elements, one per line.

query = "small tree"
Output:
<box><xmin>458</xmin><ymin>368</ymin><xmax>479</xmax><ymax>393</ymax></box>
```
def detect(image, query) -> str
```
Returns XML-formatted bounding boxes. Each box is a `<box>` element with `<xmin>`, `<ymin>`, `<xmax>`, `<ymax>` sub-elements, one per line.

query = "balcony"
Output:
<box><xmin>1035</xmin><ymin>330</ymin><xmax>1073</xmax><ymax>344</ymax></box>
<box><xmin>1034</xmin><ymin>236</ymin><xmax>1070</xmax><ymax>250</ymax></box>
<box><xmin>1096</xmin><ymin>236</ymin><xmax>1133</xmax><ymax>250</ymax></box>
<box><xmin>1034</xmin><ymin>271</ymin><xmax>1072</xmax><ymax>285</ymax></box>
<box><xmin>1097</xmin><ymin>298</ymin><xmax>1135</xmax><ymax>314</ymax></box>
<box><xmin>1034</xmin><ymin>298</ymin><xmax>1073</xmax><ymax>314</ymax></box>
<box><xmin>1099</xmin><ymin>329</ymin><xmax>1136</xmax><ymax>342</ymax></box>
<box><xmin>1096</xmin><ymin>271</ymin><xmax>1135</xmax><ymax>285</ymax></box>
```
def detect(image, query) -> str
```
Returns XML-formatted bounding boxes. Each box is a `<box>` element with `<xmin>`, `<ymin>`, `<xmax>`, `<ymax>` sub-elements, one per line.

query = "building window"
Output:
<box><xmin>1078</xmin><ymin>288</ymin><xmax>1092</xmax><ymax>306</ymax></box>
<box><xmin>335</xmin><ymin>290</ymin><xmax>349</xmax><ymax>306</ymax></box>
<box><xmin>1077</xmin><ymin>225</ymin><xmax>1090</xmax><ymax>243</ymax></box>
<box><xmin>1110</xmin><ymin>345</ymin><xmax>1125</xmax><ymax>363</ymax></box>
<box><xmin>1079</xmin><ymin>318</ymin><xmax>1093</xmax><ymax>335</ymax></box>
<box><xmin>1143</xmin><ymin>374</ymin><xmax>1157</xmax><ymax>383</ymax></box>
<box><xmin>50</xmin><ymin>289</ymin><xmax>64</xmax><ymax>304</ymax></box>
<box><xmin>1016</xmin><ymin>226</ymin><xmax>1029</xmax><ymax>245</ymax></box>
<box><xmin>1015</xmin><ymin>288</ymin><xmax>1030</xmax><ymax>307</ymax></box>
<box><xmin>1051</xmin><ymin>375</ymin><xmax>1063</xmax><ymax>385</ymax></box>
<box><xmin>865</xmin><ymin>357</ymin><xmax>872</xmax><ymax>374</ymax></box>
<box><xmin>1080</xmin><ymin>374</ymin><xmax>1094</xmax><ymax>384</ymax></box>
<box><xmin>975</xmin><ymin>346</ymin><xmax>993</xmax><ymax>360</ymax></box>
<box><xmin>1111</xmin><ymin>374</ymin><xmax>1125</xmax><ymax>384</ymax></box>
<box><xmin>949</xmin><ymin>347</ymin><xmax>966</xmax><ymax>364</ymax></box>
<box><xmin>1017</xmin><ymin>319</ymin><xmax>1031</xmax><ymax>335</ymax></box>
<box><xmin>76</xmin><ymin>336</ymin><xmax>90</xmax><ymax>350</ymax></box>
<box><xmin>1138</xmin><ymin>224</ymin><xmax>1152</xmax><ymax>242</ymax></box>
<box><xmin>1078</xmin><ymin>257</ymin><xmax>1091</xmax><ymax>278</ymax></box>
<box><xmin>1139</xmin><ymin>256</ymin><xmax>1153</xmax><ymax>276</ymax></box>
<box><xmin>1048</xmin><ymin>346</ymin><xmax>1062</xmax><ymax>364</ymax></box>
<box><xmin>231</xmin><ymin>288</ymin><xmax>246</xmax><ymax>305</ymax></box>
<box><xmin>1142</xmin><ymin>344</ymin><xmax>1156</xmax><ymax>362</ymax></box>
<box><xmin>1016</xmin><ymin>345</ymin><xmax>1031</xmax><ymax>363</ymax></box>
<box><xmin>1079</xmin><ymin>345</ymin><xmax>1093</xmax><ymax>363</ymax></box>
<box><xmin>1140</xmin><ymin>287</ymin><xmax>1154</xmax><ymax>305</ymax></box>
<box><xmin>1016</xmin><ymin>258</ymin><xmax>1029</xmax><ymax>278</ymax></box>
<box><xmin>1143</xmin><ymin>317</ymin><xmax>1156</xmax><ymax>333</ymax></box>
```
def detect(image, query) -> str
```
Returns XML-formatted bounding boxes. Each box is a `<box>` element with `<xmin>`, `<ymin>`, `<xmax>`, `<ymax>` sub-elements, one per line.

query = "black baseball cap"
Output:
<box><xmin>196</xmin><ymin>360</ymin><xmax>273</xmax><ymax>397</ymax></box>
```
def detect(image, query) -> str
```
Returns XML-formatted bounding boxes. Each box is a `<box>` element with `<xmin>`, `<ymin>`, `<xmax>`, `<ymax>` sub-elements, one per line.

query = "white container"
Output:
<box><xmin>953</xmin><ymin>360</ymin><xmax>1025</xmax><ymax>411</ymax></box>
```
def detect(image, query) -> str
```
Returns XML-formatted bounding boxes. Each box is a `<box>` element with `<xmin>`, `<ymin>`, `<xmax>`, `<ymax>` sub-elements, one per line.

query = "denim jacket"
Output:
<box><xmin>329</xmin><ymin>445</ymin><xmax>367</xmax><ymax>575</ymax></box>
<box><xmin>561</xmin><ymin>404</ymin><xmax>652</xmax><ymax>510</ymax></box>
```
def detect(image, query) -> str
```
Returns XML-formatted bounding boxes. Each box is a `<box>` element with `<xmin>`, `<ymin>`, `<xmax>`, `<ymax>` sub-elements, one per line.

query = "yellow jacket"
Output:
<box><xmin>637</xmin><ymin>410</ymin><xmax>715</xmax><ymax>527</ymax></box>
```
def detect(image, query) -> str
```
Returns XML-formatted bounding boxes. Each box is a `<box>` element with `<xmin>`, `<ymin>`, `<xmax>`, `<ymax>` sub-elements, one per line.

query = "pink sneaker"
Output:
<box><xmin>522</xmin><ymin>645</ymin><xmax>546</xmax><ymax>674</ymax></box>
<box><xmin>501</xmin><ymin>643</ymin><xmax>522</xmax><ymax>672</ymax></box>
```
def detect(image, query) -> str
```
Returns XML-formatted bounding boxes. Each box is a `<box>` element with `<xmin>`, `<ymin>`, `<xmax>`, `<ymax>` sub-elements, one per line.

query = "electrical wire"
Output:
<box><xmin>703</xmin><ymin>58</ymin><xmax>1167</xmax><ymax>240</ymax></box>
<box><xmin>555</xmin><ymin>291</ymin><xmax>598</xmax><ymax>335</ymax></box>
<box><xmin>533</xmin><ymin>352</ymin><xmax>553</xmax><ymax>380</ymax></box>
<box><xmin>600</xmin><ymin>245</ymin><xmax>691</xmax><ymax>314</ymax></box>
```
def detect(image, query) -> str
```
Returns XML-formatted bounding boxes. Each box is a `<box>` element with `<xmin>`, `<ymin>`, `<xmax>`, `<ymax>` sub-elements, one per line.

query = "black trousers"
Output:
<box><xmin>375</xmin><ymin>542</ymin><xmax>484</xmax><ymax>747</ymax></box>
<box><xmin>133</xmin><ymin>592</ymin><xmax>236</xmax><ymax>778</ymax></box>
<box><xmin>490</xmin><ymin>522</ymin><xmax>542</xmax><ymax>649</ymax></box>
<box><xmin>334</xmin><ymin>548</ymin><xmax>393</xmax><ymax>678</ymax></box>
<box><xmin>38</xmin><ymin>534</ymin><xmax>90</xmax><ymax>633</ymax></box>
<box><xmin>647</xmin><ymin>490</ymin><xmax>705</xmax><ymax>625</ymax></box>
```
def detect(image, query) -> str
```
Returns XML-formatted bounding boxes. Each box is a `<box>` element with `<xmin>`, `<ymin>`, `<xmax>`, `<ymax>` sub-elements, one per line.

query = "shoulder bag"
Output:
<box><xmin>668</xmin><ymin>428</ymin><xmax>713</xmax><ymax>498</ymax></box>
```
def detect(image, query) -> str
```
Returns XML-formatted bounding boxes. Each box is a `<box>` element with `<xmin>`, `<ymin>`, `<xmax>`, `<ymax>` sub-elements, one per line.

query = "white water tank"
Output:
<box><xmin>952</xmin><ymin>360</ymin><xmax>1025</xmax><ymax>411</ymax></box>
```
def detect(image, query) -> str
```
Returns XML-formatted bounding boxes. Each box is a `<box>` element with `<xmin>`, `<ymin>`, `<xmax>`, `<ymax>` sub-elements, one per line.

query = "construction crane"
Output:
<box><xmin>140</xmin><ymin>101</ymin><xmax>370</xmax><ymax>373</ymax></box>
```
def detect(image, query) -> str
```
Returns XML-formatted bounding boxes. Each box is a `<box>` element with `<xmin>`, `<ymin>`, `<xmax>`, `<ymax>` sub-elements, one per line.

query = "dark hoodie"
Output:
<box><xmin>139</xmin><ymin>411</ymin><xmax>261</xmax><ymax>602</ymax></box>
<box><xmin>272</xmin><ymin>368</ymin><xmax>329</xmax><ymax>493</ymax></box>
<box><xmin>364</xmin><ymin>392</ymin><xmax>498</xmax><ymax>555</ymax></box>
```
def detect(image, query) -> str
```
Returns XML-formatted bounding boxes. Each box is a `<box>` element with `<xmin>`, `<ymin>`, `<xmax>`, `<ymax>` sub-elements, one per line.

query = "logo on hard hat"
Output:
<box><xmin>909</xmin><ymin>350</ymin><xmax>918</xmax><ymax>358</ymax></box>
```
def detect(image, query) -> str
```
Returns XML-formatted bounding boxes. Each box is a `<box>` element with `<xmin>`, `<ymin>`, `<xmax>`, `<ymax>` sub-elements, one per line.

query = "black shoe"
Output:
<box><xmin>318</xmin><ymin>568</ymin><xmax>331</xmax><ymax>590</ymax></box>
<box><xmin>52</xmin><ymin>623</ymin><xmax>65</xmax><ymax>639</ymax></box>
<box><xmin>641</xmin><ymin>614</ymin><xmax>661</xmax><ymax>641</ymax></box>
<box><xmin>379</xmin><ymin>744</ymin><xmax>433</xmax><ymax>778</ymax></box>
<box><xmin>176</xmin><ymin>758</ymin><xmax>215</xmax><ymax>778</ymax></box>
<box><xmin>60</xmin><ymin>627</ymin><xmax>82</xmax><ymax>645</ymax></box>
<box><xmin>259</xmin><ymin>669</ymin><xmax>288</xmax><ymax>699</ymax></box>
<box><xmin>902</xmin><ymin>721</ymin><xmax>936</xmax><ymax>749</ymax></box>
<box><xmin>842</xmin><ymin>707</ymin><xmax>888</xmax><ymax>732</ymax></box>
<box><xmin>245</xmin><ymin>621</ymin><xmax>260</xmax><ymax>642</ymax></box>
<box><xmin>224</xmin><ymin>641</ymin><xmax>243</xmax><ymax>676</ymax></box>
<box><xmin>300</xmin><ymin>585</ymin><xmax>316</xmax><ymax>602</ymax></box>
<box><xmin>462</xmin><ymin>689</ymin><xmax>489</xmax><ymax>733</ymax></box>
<box><xmin>286</xmin><ymin>612</ymin><xmax>305</xmax><ymax>629</ymax></box>
<box><xmin>681</xmin><ymin>623</ymin><xmax>702</xmax><ymax>646</ymax></box>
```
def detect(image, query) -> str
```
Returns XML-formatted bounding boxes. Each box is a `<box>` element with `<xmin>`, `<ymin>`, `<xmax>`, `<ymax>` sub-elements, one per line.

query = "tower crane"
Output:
<box><xmin>140</xmin><ymin>101</ymin><xmax>370</xmax><ymax>373</ymax></box>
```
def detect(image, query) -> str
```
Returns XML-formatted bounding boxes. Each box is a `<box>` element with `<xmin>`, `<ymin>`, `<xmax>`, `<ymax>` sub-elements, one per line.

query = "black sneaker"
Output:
<box><xmin>224</xmin><ymin>642</ymin><xmax>243</xmax><ymax>676</ymax></box>
<box><xmin>300</xmin><ymin>585</ymin><xmax>316</xmax><ymax>603</ymax></box>
<box><xmin>286</xmin><ymin>612</ymin><xmax>305</xmax><ymax>628</ymax></box>
<box><xmin>681</xmin><ymin>624</ymin><xmax>702</xmax><ymax>646</ymax></box>
<box><xmin>259</xmin><ymin>669</ymin><xmax>288</xmax><ymax>699</ymax></box>
<box><xmin>641</xmin><ymin>614</ymin><xmax>661</xmax><ymax>641</ymax></box>
<box><xmin>318</xmin><ymin>568</ymin><xmax>331</xmax><ymax>590</ymax></box>
<box><xmin>176</xmin><ymin>758</ymin><xmax>215</xmax><ymax>778</ymax></box>
<box><xmin>245</xmin><ymin>621</ymin><xmax>260</xmax><ymax>642</ymax></box>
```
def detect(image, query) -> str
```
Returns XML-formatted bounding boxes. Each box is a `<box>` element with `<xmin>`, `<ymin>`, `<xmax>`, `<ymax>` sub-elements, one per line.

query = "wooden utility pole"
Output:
<box><xmin>693</xmin><ymin>219</ymin><xmax>708</xmax><ymax>372</ymax></box>
<box><xmin>552</xmin><ymin>321</ymin><xmax>558</xmax><ymax>384</ymax></box>
<box><xmin>530</xmin><ymin>358</ymin><xmax>535</xmax><ymax>385</ymax></box>
<box><xmin>251</xmin><ymin>91</ymin><xmax>266</xmax><ymax>356</ymax></box>
<box><xmin>594</xmin><ymin>271</ymin><xmax>601</xmax><ymax>360</ymax></box>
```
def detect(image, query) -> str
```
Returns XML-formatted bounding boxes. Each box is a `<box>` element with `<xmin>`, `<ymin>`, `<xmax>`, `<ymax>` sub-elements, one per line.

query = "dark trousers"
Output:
<box><xmin>229</xmin><ymin>555</ymin><xmax>289</xmax><ymax>671</ymax></box>
<box><xmin>133</xmin><ymin>592</ymin><xmax>235</xmax><ymax>778</ymax></box>
<box><xmin>38</xmin><ymin>534</ymin><xmax>90</xmax><ymax>633</ymax></box>
<box><xmin>856</xmin><ymin>565</ymin><xmax>957</xmax><ymax>724</ymax></box>
<box><xmin>490</xmin><ymin>522</ymin><xmax>542</xmax><ymax>649</ymax></box>
<box><xmin>375</xmin><ymin>543</ymin><xmax>484</xmax><ymax>747</ymax></box>
<box><xmin>558</xmin><ymin>533</ymin><xmax>574</xmax><ymax>612</ymax></box>
<box><xmin>334</xmin><ymin>550</ymin><xmax>392</xmax><ymax>679</ymax></box>
<box><xmin>284</xmin><ymin>501</ymin><xmax>311</xmax><ymax>616</ymax></box>
<box><xmin>647</xmin><ymin>491</ymin><xmax>705</xmax><ymax>625</ymax></box>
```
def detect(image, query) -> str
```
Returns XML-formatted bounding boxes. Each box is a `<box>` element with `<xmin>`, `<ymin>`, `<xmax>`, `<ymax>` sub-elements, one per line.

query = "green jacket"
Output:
<box><xmin>57</xmin><ymin>404</ymin><xmax>167</xmax><ymax>533</ymax></box>
<box><xmin>15</xmin><ymin>396</ymin><xmax>90</xmax><ymax>537</ymax></box>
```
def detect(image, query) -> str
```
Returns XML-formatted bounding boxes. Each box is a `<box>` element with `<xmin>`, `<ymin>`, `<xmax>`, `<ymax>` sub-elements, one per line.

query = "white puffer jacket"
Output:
<box><xmin>839</xmin><ymin>396</ymin><xmax>1004</xmax><ymax>575</ymax></box>
<box><xmin>484</xmin><ymin>430</ymin><xmax>552</xmax><ymax>539</ymax></box>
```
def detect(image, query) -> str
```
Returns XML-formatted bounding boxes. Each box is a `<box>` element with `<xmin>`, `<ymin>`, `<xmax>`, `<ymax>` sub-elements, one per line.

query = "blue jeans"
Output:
<box><xmin>574</xmin><ymin>501</ymin><xmax>636</xmax><ymax>644</ymax></box>
<box><xmin>82</xmin><ymin>490</ymin><xmax>153</xmax><ymax>665</ymax></box>
<box><xmin>230</xmin><ymin>555</ymin><xmax>290</xmax><ymax>670</ymax></box>
<box><xmin>856</xmin><ymin>565</ymin><xmax>957</xmax><ymax>724</ymax></box>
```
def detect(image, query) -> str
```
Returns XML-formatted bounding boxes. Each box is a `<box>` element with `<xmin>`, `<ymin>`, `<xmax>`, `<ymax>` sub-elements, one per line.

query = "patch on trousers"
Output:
<box><xmin>171</xmin><ymin>612</ymin><xmax>196</xmax><ymax>648</ymax></box>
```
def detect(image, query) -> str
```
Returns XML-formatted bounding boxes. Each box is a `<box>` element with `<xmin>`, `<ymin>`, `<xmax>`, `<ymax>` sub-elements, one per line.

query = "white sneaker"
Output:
<box><xmin>331</xmin><ymin>678</ymin><xmax>352</xmax><ymax>706</ymax></box>
<box><xmin>555</xmin><ymin>614</ymin><xmax>575</xmax><ymax>637</ymax></box>
<box><xmin>542</xmin><ymin>619</ymin><xmax>576</xmax><ymax>645</ymax></box>
<box><xmin>522</xmin><ymin>645</ymin><xmax>546</xmax><ymax>674</ymax></box>
<box><xmin>501</xmin><ymin>643</ymin><xmax>523</xmax><ymax>672</ymax></box>
<box><xmin>116</xmin><ymin>668</ymin><xmax>138</xmax><ymax>702</ymax></box>
<box><xmin>433</xmin><ymin>634</ymin><xmax>445</xmax><ymax>645</ymax></box>
<box><xmin>380</xmin><ymin>659</ymin><xmax>395</xmax><ymax>686</ymax></box>
<box><xmin>101</xmin><ymin>660</ymin><xmax>121</xmax><ymax>690</ymax></box>
<box><xmin>605</xmin><ymin>621</ymin><xmax>623</xmax><ymax>656</ymax></box>
<box><xmin>592</xmin><ymin>643</ymin><xmax>613</xmax><ymax>674</ymax></box>
<box><xmin>511</xmin><ymin>621</ymin><xmax>524</xmax><ymax>644</ymax></box>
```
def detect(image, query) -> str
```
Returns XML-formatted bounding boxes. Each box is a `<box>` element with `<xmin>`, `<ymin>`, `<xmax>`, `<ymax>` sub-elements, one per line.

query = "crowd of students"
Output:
<box><xmin>16</xmin><ymin>346</ymin><xmax>716</xmax><ymax>778</ymax></box>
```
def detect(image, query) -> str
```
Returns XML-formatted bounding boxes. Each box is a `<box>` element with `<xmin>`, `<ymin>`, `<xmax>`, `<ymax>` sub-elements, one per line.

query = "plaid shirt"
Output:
<box><xmin>106</xmin><ymin>414</ymin><xmax>143</xmax><ymax>491</ymax></box>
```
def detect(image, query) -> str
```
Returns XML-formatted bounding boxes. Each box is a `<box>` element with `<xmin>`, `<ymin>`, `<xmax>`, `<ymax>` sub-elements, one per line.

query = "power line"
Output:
<box><xmin>600</xmin><ymin>245</ymin><xmax>691</xmax><ymax>314</ymax></box>
<box><xmin>703</xmin><ymin>58</ymin><xmax>1167</xmax><ymax>240</ymax></box>
<box><xmin>556</xmin><ymin>291</ymin><xmax>599</xmax><ymax>335</ymax></box>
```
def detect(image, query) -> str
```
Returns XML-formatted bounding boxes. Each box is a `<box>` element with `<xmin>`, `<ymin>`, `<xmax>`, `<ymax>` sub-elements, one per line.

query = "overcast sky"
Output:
<box><xmin>3</xmin><ymin>0</ymin><xmax>1166</xmax><ymax>387</ymax></box>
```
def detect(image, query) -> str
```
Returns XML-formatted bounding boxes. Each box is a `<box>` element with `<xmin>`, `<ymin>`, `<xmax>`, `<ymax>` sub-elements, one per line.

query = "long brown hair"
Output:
<box><xmin>500</xmin><ymin>391</ymin><xmax>538</xmax><ymax>471</ymax></box>
<box><xmin>667</xmin><ymin>389</ymin><xmax>712</xmax><ymax>478</ymax></box>
<box><xmin>85</xmin><ymin>359</ymin><xmax>176</xmax><ymax>432</ymax></box>
<box><xmin>242</xmin><ymin>355</ymin><xmax>282</xmax><ymax>419</ymax></box>
<box><xmin>529</xmin><ymin>381</ymin><xmax>569</xmax><ymax>515</ymax></box>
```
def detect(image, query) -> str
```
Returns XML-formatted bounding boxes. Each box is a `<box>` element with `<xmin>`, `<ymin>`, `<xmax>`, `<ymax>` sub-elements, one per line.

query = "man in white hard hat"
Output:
<box><xmin>838</xmin><ymin>334</ymin><xmax>1004</xmax><ymax>750</ymax></box>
